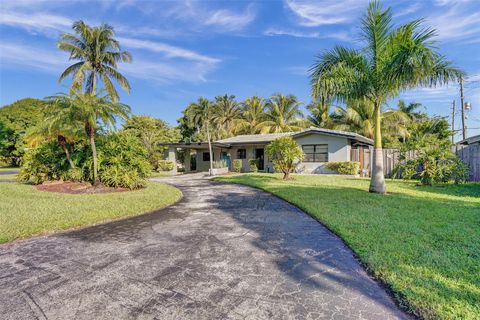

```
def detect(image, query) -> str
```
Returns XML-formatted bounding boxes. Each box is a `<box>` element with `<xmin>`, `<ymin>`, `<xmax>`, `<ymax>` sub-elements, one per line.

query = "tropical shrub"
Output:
<box><xmin>232</xmin><ymin>159</ymin><xmax>242</xmax><ymax>172</ymax></box>
<box><xmin>18</xmin><ymin>141</ymin><xmax>72</xmax><ymax>184</ymax></box>
<box><xmin>212</xmin><ymin>160</ymin><xmax>227</xmax><ymax>168</ymax></box>
<box><xmin>325</xmin><ymin>161</ymin><xmax>360</xmax><ymax>175</ymax></box>
<box><xmin>248</xmin><ymin>159</ymin><xmax>258</xmax><ymax>172</ymax></box>
<box><xmin>265</xmin><ymin>137</ymin><xmax>304</xmax><ymax>180</ymax></box>
<box><xmin>157</xmin><ymin>160</ymin><xmax>174</xmax><ymax>172</ymax></box>
<box><xmin>97</xmin><ymin>132</ymin><xmax>151</xmax><ymax>189</ymax></box>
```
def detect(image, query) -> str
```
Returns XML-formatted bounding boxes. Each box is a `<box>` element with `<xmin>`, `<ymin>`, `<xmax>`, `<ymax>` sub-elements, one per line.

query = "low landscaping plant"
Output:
<box><xmin>232</xmin><ymin>159</ymin><xmax>242</xmax><ymax>172</ymax></box>
<box><xmin>212</xmin><ymin>160</ymin><xmax>227</xmax><ymax>168</ymax></box>
<box><xmin>248</xmin><ymin>159</ymin><xmax>258</xmax><ymax>172</ymax></box>
<box><xmin>325</xmin><ymin>161</ymin><xmax>360</xmax><ymax>175</ymax></box>
<box><xmin>157</xmin><ymin>159</ymin><xmax>174</xmax><ymax>172</ymax></box>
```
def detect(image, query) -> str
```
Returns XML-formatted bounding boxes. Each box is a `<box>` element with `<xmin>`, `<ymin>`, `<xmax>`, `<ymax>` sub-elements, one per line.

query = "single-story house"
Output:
<box><xmin>160</xmin><ymin>128</ymin><xmax>373</xmax><ymax>174</ymax></box>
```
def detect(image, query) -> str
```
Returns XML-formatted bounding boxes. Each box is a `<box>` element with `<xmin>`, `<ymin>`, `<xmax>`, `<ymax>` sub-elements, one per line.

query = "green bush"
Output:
<box><xmin>232</xmin><ymin>159</ymin><xmax>242</xmax><ymax>172</ymax></box>
<box><xmin>97</xmin><ymin>132</ymin><xmax>151</xmax><ymax>189</ymax></box>
<box><xmin>157</xmin><ymin>160</ymin><xmax>174</xmax><ymax>172</ymax></box>
<box><xmin>248</xmin><ymin>159</ymin><xmax>258</xmax><ymax>172</ymax></box>
<box><xmin>18</xmin><ymin>141</ymin><xmax>71</xmax><ymax>184</ymax></box>
<box><xmin>325</xmin><ymin>161</ymin><xmax>360</xmax><ymax>175</ymax></box>
<box><xmin>265</xmin><ymin>137</ymin><xmax>304</xmax><ymax>180</ymax></box>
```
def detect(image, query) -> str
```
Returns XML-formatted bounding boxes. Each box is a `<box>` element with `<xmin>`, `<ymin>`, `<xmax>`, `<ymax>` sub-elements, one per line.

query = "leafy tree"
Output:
<box><xmin>310</xmin><ymin>1</ymin><xmax>462</xmax><ymax>193</ymax></box>
<box><xmin>265</xmin><ymin>136</ymin><xmax>304</xmax><ymax>180</ymax></box>
<box><xmin>397</xmin><ymin>100</ymin><xmax>426</xmax><ymax>122</ymax></box>
<box><xmin>261</xmin><ymin>93</ymin><xmax>305</xmax><ymax>133</ymax></box>
<box><xmin>184</xmin><ymin>97</ymin><xmax>215</xmax><ymax>175</ymax></box>
<box><xmin>236</xmin><ymin>96</ymin><xmax>266</xmax><ymax>134</ymax></box>
<box><xmin>58</xmin><ymin>21</ymin><xmax>132</xmax><ymax>101</ymax></box>
<box><xmin>122</xmin><ymin>115</ymin><xmax>180</xmax><ymax>169</ymax></box>
<box><xmin>0</xmin><ymin>98</ymin><xmax>51</xmax><ymax>165</ymax></box>
<box><xmin>48</xmin><ymin>92</ymin><xmax>130</xmax><ymax>184</ymax></box>
<box><xmin>213</xmin><ymin>94</ymin><xmax>242</xmax><ymax>138</ymax></box>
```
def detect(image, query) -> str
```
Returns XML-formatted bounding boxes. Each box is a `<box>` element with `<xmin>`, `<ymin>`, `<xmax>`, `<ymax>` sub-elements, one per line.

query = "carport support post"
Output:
<box><xmin>168</xmin><ymin>147</ymin><xmax>177</xmax><ymax>175</ymax></box>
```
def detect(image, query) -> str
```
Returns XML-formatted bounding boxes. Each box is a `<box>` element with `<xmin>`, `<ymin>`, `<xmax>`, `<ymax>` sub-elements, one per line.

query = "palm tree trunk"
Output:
<box><xmin>57</xmin><ymin>135</ymin><xmax>75</xmax><ymax>169</ymax></box>
<box><xmin>206</xmin><ymin>121</ymin><xmax>214</xmax><ymax>176</ymax></box>
<box><xmin>86</xmin><ymin>122</ymin><xmax>99</xmax><ymax>185</ymax></box>
<box><xmin>369</xmin><ymin>102</ymin><xmax>386</xmax><ymax>194</ymax></box>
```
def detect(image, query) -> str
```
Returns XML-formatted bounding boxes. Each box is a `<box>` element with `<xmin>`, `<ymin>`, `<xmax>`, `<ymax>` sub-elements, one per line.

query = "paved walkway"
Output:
<box><xmin>0</xmin><ymin>174</ymin><xmax>409</xmax><ymax>319</ymax></box>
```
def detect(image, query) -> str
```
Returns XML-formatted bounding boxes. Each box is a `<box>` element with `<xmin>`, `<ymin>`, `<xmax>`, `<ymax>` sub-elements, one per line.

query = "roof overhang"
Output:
<box><xmin>292</xmin><ymin>129</ymin><xmax>374</xmax><ymax>145</ymax></box>
<box><xmin>159</xmin><ymin>141</ymin><xmax>231</xmax><ymax>149</ymax></box>
<box><xmin>457</xmin><ymin>135</ymin><xmax>480</xmax><ymax>145</ymax></box>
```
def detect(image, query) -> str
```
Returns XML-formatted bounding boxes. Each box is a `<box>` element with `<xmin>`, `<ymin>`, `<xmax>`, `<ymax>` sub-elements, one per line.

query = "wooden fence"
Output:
<box><xmin>351</xmin><ymin>148</ymin><xmax>415</xmax><ymax>178</ymax></box>
<box><xmin>456</xmin><ymin>144</ymin><xmax>480</xmax><ymax>181</ymax></box>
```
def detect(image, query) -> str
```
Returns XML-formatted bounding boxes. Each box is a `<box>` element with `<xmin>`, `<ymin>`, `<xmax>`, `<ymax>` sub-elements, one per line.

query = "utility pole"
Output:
<box><xmin>460</xmin><ymin>76</ymin><xmax>467</xmax><ymax>140</ymax></box>
<box><xmin>451</xmin><ymin>100</ymin><xmax>455</xmax><ymax>144</ymax></box>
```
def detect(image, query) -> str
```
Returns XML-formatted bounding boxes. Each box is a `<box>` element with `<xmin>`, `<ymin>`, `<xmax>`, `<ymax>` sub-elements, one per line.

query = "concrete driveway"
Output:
<box><xmin>0</xmin><ymin>174</ymin><xmax>409</xmax><ymax>319</ymax></box>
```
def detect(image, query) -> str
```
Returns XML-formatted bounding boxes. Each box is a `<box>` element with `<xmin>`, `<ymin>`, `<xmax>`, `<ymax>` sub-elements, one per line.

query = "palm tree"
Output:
<box><xmin>58</xmin><ymin>21</ymin><xmax>132</xmax><ymax>101</ymax></box>
<box><xmin>333</xmin><ymin>99</ymin><xmax>409</xmax><ymax>143</ymax></box>
<box><xmin>48</xmin><ymin>92</ymin><xmax>130</xmax><ymax>184</ymax></box>
<box><xmin>307</xmin><ymin>99</ymin><xmax>333</xmax><ymax>129</ymax></box>
<box><xmin>310</xmin><ymin>1</ymin><xmax>462</xmax><ymax>193</ymax></box>
<box><xmin>397</xmin><ymin>100</ymin><xmax>426</xmax><ymax>121</ymax></box>
<box><xmin>24</xmin><ymin>116</ymin><xmax>83</xmax><ymax>169</ymax></box>
<box><xmin>186</xmin><ymin>97</ymin><xmax>215</xmax><ymax>175</ymax></box>
<box><xmin>260</xmin><ymin>93</ymin><xmax>305</xmax><ymax>133</ymax></box>
<box><xmin>213</xmin><ymin>94</ymin><xmax>242</xmax><ymax>138</ymax></box>
<box><xmin>235</xmin><ymin>96</ymin><xmax>266</xmax><ymax>134</ymax></box>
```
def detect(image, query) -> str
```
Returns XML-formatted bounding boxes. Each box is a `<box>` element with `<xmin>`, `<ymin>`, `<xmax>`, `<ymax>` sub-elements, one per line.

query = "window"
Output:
<box><xmin>237</xmin><ymin>148</ymin><xmax>246</xmax><ymax>159</ymax></box>
<box><xmin>203</xmin><ymin>152</ymin><xmax>212</xmax><ymax>161</ymax></box>
<box><xmin>302</xmin><ymin>144</ymin><xmax>328</xmax><ymax>162</ymax></box>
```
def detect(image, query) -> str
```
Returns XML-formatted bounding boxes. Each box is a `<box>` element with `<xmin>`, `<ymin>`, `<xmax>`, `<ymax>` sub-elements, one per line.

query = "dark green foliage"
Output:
<box><xmin>232</xmin><ymin>159</ymin><xmax>242</xmax><ymax>172</ymax></box>
<box><xmin>248</xmin><ymin>159</ymin><xmax>258</xmax><ymax>172</ymax></box>
<box><xmin>97</xmin><ymin>132</ymin><xmax>151</xmax><ymax>189</ymax></box>
<box><xmin>157</xmin><ymin>160</ymin><xmax>174</xmax><ymax>172</ymax></box>
<box><xmin>18</xmin><ymin>132</ymin><xmax>151</xmax><ymax>189</ymax></box>
<box><xmin>325</xmin><ymin>161</ymin><xmax>360</xmax><ymax>175</ymax></box>
<box><xmin>0</xmin><ymin>98</ymin><xmax>51</xmax><ymax>165</ymax></box>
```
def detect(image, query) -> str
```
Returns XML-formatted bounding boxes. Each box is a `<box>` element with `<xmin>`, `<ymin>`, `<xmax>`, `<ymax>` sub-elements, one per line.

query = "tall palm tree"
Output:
<box><xmin>397</xmin><ymin>100</ymin><xmax>425</xmax><ymax>121</ymax></box>
<box><xmin>186</xmin><ymin>97</ymin><xmax>215</xmax><ymax>175</ymax></box>
<box><xmin>235</xmin><ymin>96</ymin><xmax>266</xmax><ymax>134</ymax></box>
<box><xmin>260</xmin><ymin>93</ymin><xmax>305</xmax><ymax>133</ymax></box>
<box><xmin>48</xmin><ymin>92</ymin><xmax>130</xmax><ymax>184</ymax></box>
<box><xmin>213</xmin><ymin>94</ymin><xmax>242</xmax><ymax>138</ymax></box>
<box><xmin>310</xmin><ymin>1</ymin><xmax>462</xmax><ymax>193</ymax></box>
<box><xmin>58</xmin><ymin>21</ymin><xmax>132</xmax><ymax>101</ymax></box>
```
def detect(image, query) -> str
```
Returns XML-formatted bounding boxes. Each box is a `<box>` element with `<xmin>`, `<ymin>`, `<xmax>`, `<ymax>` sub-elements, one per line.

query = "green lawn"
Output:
<box><xmin>214</xmin><ymin>173</ymin><xmax>480</xmax><ymax>320</ymax></box>
<box><xmin>0</xmin><ymin>181</ymin><xmax>181</xmax><ymax>244</ymax></box>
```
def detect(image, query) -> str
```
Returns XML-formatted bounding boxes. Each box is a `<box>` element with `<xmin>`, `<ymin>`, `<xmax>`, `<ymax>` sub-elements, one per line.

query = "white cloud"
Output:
<box><xmin>0</xmin><ymin>11</ymin><xmax>72</xmax><ymax>35</ymax></box>
<box><xmin>264</xmin><ymin>27</ymin><xmax>352</xmax><ymax>41</ymax></box>
<box><xmin>204</xmin><ymin>5</ymin><xmax>256</xmax><ymax>31</ymax></box>
<box><xmin>117</xmin><ymin>37</ymin><xmax>220</xmax><ymax>64</ymax></box>
<box><xmin>0</xmin><ymin>42</ymin><xmax>216</xmax><ymax>84</ymax></box>
<box><xmin>285</xmin><ymin>0</ymin><xmax>367</xmax><ymax>27</ymax></box>
<box><xmin>427</xmin><ymin>3</ymin><xmax>480</xmax><ymax>42</ymax></box>
<box><xmin>393</xmin><ymin>3</ymin><xmax>422</xmax><ymax>18</ymax></box>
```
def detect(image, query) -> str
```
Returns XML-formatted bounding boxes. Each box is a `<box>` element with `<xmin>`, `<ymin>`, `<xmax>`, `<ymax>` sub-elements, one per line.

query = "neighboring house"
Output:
<box><xmin>457</xmin><ymin>134</ymin><xmax>480</xmax><ymax>146</ymax></box>
<box><xmin>161</xmin><ymin>128</ymin><xmax>373</xmax><ymax>174</ymax></box>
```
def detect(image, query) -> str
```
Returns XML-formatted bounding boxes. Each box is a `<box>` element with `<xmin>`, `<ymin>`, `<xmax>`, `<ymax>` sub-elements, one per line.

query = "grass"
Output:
<box><xmin>0</xmin><ymin>181</ymin><xmax>181</xmax><ymax>244</ymax></box>
<box><xmin>214</xmin><ymin>173</ymin><xmax>480</xmax><ymax>320</ymax></box>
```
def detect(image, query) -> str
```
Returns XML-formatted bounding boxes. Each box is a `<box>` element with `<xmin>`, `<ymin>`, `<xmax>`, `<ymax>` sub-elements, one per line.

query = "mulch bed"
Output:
<box><xmin>36</xmin><ymin>181</ymin><xmax>129</xmax><ymax>194</ymax></box>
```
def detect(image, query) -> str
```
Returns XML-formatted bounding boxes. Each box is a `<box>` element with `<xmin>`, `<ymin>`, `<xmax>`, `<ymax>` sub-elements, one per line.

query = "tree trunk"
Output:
<box><xmin>85</xmin><ymin>122</ymin><xmax>99</xmax><ymax>185</ymax></box>
<box><xmin>283</xmin><ymin>170</ymin><xmax>290</xmax><ymax>180</ymax></box>
<box><xmin>369</xmin><ymin>102</ymin><xmax>386</xmax><ymax>194</ymax></box>
<box><xmin>57</xmin><ymin>135</ymin><xmax>75</xmax><ymax>169</ymax></box>
<box><xmin>206</xmin><ymin>121</ymin><xmax>214</xmax><ymax>176</ymax></box>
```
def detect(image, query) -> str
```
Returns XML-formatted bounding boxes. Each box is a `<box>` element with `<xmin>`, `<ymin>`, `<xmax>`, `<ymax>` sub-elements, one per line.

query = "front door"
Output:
<box><xmin>220</xmin><ymin>151</ymin><xmax>231</xmax><ymax>168</ymax></box>
<box><xmin>255</xmin><ymin>148</ymin><xmax>264</xmax><ymax>171</ymax></box>
<box><xmin>190</xmin><ymin>154</ymin><xmax>196</xmax><ymax>171</ymax></box>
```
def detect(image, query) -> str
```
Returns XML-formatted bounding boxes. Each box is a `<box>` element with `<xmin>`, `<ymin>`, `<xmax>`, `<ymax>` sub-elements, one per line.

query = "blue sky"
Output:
<box><xmin>1</xmin><ymin>0</ymin><xmax>479</xmax><ymax>141</ymax></box>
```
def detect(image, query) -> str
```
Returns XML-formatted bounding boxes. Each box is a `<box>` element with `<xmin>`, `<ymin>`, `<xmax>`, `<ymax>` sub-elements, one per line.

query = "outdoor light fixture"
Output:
<box><xmin>465</xmin><ymin>102</ymin><xmax>472</xmax><ymax>110</ymax></box>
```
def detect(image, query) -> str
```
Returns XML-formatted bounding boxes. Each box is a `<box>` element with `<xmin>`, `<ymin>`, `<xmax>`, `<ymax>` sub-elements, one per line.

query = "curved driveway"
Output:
<box><xmin>0</xmin><ymin>174</ymin><xmax>409</xmax><ymax>319</ymax></box>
